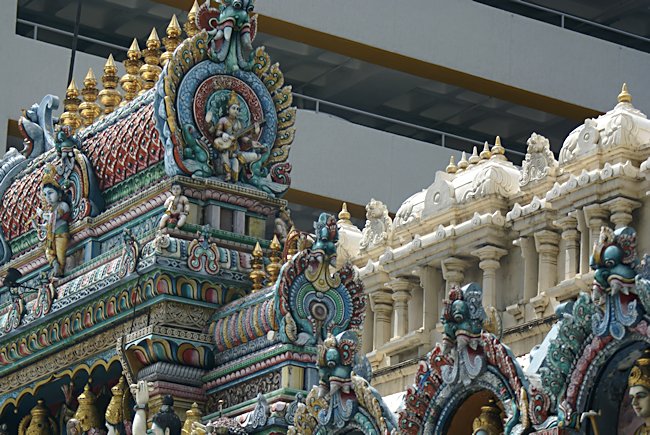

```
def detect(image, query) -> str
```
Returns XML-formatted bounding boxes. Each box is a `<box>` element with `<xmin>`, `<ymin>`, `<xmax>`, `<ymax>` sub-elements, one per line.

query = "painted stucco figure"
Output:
<box><xmin>590</xmin><ymin>226</ymin><xmax>640</xmax><ymax>339</ymax></box>
<box><xmin>206</xmin><ymin>91</ymin><xmax>266</xmax><ymax>183</ymax></box>
<box><xmin>629</xmin><ymin>351</ymin><xmax>650</xmax><ymax>435</ymax></box>
<box><xmin>441</xmin><ymin>282</ymin><xmax>488</xmax><ymax>385</ymax></box>
<box><xmin>131</xmin><ymin>381</ymin><xmax>181</xmax><ymax>435</ymax></box>
<box><xmin>32</xmin><ymin>166</ymin><xmax>71</xmax><ymax>277</ymax></box>
<box><xmin>159</xmin><ymin>182</ymin><xmax>190</xmax><ymax>231</ymax></box>
<box><xmin>199</xmin><ymin>0</ymin><xmax>257</xmax><ymax>72</ymax></box>
<box><xmin>105</xmin><ymin>377</ymin><xmax>132</xmax><ymax>435</ymax></box>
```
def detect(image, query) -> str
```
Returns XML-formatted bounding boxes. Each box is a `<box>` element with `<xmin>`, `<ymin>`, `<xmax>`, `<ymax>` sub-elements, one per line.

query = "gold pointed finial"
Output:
<box><xmin>128</xmin><ymin>38</ymin><xmax>140</xmax><ymax>54</ymax></box>
<box><xmin>446</xmin><ymin>155</ymin><xmax>457</xmax><ymax>174</ymax></box>
<box><xmin>161</xmin><ymin>15</ymin><xmax>182</xmax><ymax>67</ymax></box>
<box><xmin>250</xmin><ymin>242</ymin><xmax>266</xmax><ymax>291</ymax></box>
<box><xmin>167</xmin><ymin>14</ymin><xmax>181</xmax><ymax>37</ymax></box>
<box><xmin>105</xmin><ymin>53</ymin><xmax>116</xmax><ymax>68</ymax></box>
<box><xmin>182</xmin><ymin>402</ymin><xmax>203</xmax><ymax>435</ymax></box>
<box><xmin>147</xmin><ymin>27</ymin><xmax>160</xmax><ymax>45</ymax></box>
<box><xmin>491</xmin><ymin>136</ymin><xmax>505</xmax><ymax>159</ymax></box>
<box><xmin>338</xmin><ymin>202</ymin><xmax>351</xmax><ymax>223</ymax></box>
<box><xmin>74</xmin><ymin>383</ymin><xmax>102</xmax><ymax>431</ymax></box>
<box><xmin>99</xmin><ymin>53</ymin><xmax>122</xmax><ymax>115</ymax></box>
<box><xmin>121</xmin><ymin>39</ymin><xmax>143</xmax><ymax>103</ymax></box>
<box><xmin>618</xmin><ymin>83</ymin><xmax>632</xmax><ymax>104</ymax></box>
<box><xmin>266</xmin><ymin>236</ymin><xmax>282</xmax><ymax>284</ymax></box>
<box><xmin>79</xmin><ymin>68</ymin><xmax>101</xmax><ymax>126</ymax></box>
<box><xmin>457</xmin><ymin>151</ymin><xmax>469</xmax><ymax>171</ymax></box>
<box><xmin>468</xmin><ymin>146</ymin><xmax>480</xmax><ymax>165</ymax></box>
<box><xmin>67</xmin><ymin>79</ymin><xmax>78</xmax><ymax>92</ymax></box>
<box><xmin>185</xmin><ymin>1</ymin><xmax>200</xmax><ymax>38</ymax></box>
<box><xmin>85</xmin><ymin>68</ymin><xmax>96</xmax><ymax>82</ymax></box>
<box><xmin>479</xmin><ymin>141</ymin><xmax>491</xmax><ymax>160</ymax></box>
<box><xmin>60</xmin><ymin>79</ymin><xmax>82</xmax><ymax>132</ymax></box>
<box><xmin>140</xmin><ymin>28</ymin><xmax>162</xmax><ymax>93</ymax></box>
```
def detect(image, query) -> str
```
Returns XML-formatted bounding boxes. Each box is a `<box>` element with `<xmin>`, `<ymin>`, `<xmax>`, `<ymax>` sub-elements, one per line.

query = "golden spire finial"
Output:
<box><xmin>250</xmin><ymin>242</ymin><xmax>266</xmax><ymax>291</ymax></box>
<box><xmin>184</xmin><ymin>0</ymin><xmax>200</xmax><ymax>37</ymax></box>
<box><xmin>140</xmin><ymin>28</ymin><xmax>162</xmax><ymax>94</ymax></box>
<box><xmin>60</xmin><ymin>79</ymin><xmax>82</xmax><ymax>132</ymax></box>
<box><xmin>338</xmin><ymin>202</ymin><xmax>351</xmax><ymax>223</ymax></box>
<box><xmin>147</xmin><ymin>28</ymin><xmax>160</xmax><ymax>45</ymax></box>
<box><xmin>99</xmin><ymin>53</ymin><xmax>122</xmax><ymax>115</ymax></box>
<box><xmin>74</xmin><ymin>383</ymin><xmax>102</xmax><ymax>432</ymax></box>
<box><xmin>161</xmin><ymin>15</ymin><xmax>182</xmax><ymax>67</ymax></box>
<box><xmin>120</xmin><ymin>38</ymin><xmax>143</xmax><ymax>104</ymax></box>
<box><xmin>67</xmin><ymin>79</ymin><xmax>78</xmax><ymax>92</ymax></box>
<box><xmin>129</xmin><ymin>38</ymin><xmax>140</xmax><ymax>54</ymax></box>
<box><xmin>468</xmin><ymin>146</ymin><xmax>480</xmax><ymax>165</ymax></box>
<box><xmin>265</xmin><ymin>235</ymin><xmax>282</xmax><ymax>284</ymax></box>
<box><xmin>457</xmin><ymin>151</ymin><xmax>469</xmax><ymax>171</ymax></box>
<box><xmin>618</xmin><ymin>82</ymin><xmax>632</xmax><ymax>104</ymax></box>
<box><xmin>182</xmin><ymin>402</ymin><xmax>203</xmax><ymax>435</ymax></box>
<box><xmin>491</xmin><ymin>136</ymin><xmax>506</xmax><ymax>159</ymax></box>
<box><xmin>446</xmin><ymin>155</ymin><xmax>457</xmax><ymax>174</ymax></box>
<box><xmin>79</xmin><ymin>68</ymin><xmax>101</xmax><ymax>127</ymax></box>
<box><xmin>479</xmin><ymin>141</ymin><xmax>491</xmax><ymax>160</ymax></box>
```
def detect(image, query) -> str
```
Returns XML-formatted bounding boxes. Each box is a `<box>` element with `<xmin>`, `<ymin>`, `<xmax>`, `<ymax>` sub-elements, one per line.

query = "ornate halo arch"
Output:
<box><xmin>154</xmin><ymin>29</ymin><xmax>296</xmax><ymax>196</ymax></box>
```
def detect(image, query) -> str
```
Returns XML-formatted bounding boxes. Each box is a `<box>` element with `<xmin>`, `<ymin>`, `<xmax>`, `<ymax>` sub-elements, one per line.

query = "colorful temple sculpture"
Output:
<box><xmin>3</xmin><ymin>1</ymin><xmax>650</xmax><ymax>435</ymax></box>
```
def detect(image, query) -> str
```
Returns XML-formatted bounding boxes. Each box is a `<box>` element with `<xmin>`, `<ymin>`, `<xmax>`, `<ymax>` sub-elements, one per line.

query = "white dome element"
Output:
<box><xmin>559</xmin><ymin>84</ymin><xmax>650</xmax><ymax>166</ymax></box>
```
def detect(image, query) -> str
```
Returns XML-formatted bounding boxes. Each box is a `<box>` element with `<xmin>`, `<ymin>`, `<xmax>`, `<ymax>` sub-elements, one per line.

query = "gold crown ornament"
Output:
<box><xmin>40</xmin><ymin>164</ymin><xmax>62</xmax><ymax>191</ymax></box>
<box><xmin>228</xmin><ymin>90</ymin><xmax>239</xmax><ymax>108</ymax></box>
<box><xmin>629</xmin><ymin>350</ymin><xmax>650</xmax><ymax>390</ymax></box>
<box><xmin>105</xmin><ymin>376</ymin><xmax>128</xmax><ymax>425</ymax></box>
<box><xmin>74</xmin><ymin>383</ymin><xmax>102</xmax><ymax>431</ymax></box>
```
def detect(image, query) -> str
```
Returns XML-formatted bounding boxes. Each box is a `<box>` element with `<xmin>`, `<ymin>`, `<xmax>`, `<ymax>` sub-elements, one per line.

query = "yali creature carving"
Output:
<box><xmin>590</xmin><ymin>226</ymin><xmax>641</xmax><ymax>340</ymax></box>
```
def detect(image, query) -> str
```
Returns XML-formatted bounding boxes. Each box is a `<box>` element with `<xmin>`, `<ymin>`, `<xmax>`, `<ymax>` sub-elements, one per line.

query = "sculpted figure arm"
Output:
<box><xmin>131</xmin><ymin>380</ymin><xmax>151</xmax><ymax>435</ymax></box>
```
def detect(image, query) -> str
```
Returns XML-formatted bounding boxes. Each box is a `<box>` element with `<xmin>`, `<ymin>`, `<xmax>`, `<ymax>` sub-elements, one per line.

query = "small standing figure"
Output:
<box><xmin>159</xmin><ymin>182</ymin><xmax>190</xmax><ymax>231</ymax></box>
<box><xmin>207</xmin><ymin>91</ymin><xmax>266</xmax><ymax>182</ymax></box>
<box><xmin>32</xmin><ymin>168</ymin><xmax>71</xmax><ymax>277</ymax></box>
<box><xmin>274</xmin><ymin>207</ymin><xmax>293</xmax><ymax>244</ymax></box>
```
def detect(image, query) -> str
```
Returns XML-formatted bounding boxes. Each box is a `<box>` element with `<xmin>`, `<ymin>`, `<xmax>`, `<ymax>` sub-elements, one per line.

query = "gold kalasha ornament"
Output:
<box><xmin>250</xmin><ymin>242</ymin><xmax>266</xmax><ymax>291</ymax></box>
<box><xmin>468</xmin><ymin>145</ymin><xmax>480</xmax><ymax>165</ymax></box>
<box><xmin>181</xmin><ymin>402</ymin><xmax>203</xmax><ymax>435</ymax></box>
<box><xmin>618</xmin><ymin>82</ymin><xmax>632</xmax><ymax>104</ymax></box>
<box><xmin>79</xmin><ymin>68</ymin><xmax>101</xmax><ymax>127</ymax></box>
<box><xmin>457</xmin><ymin>151</ymin><xmax>469</xmax><ymax>172</ymax></box>
<box><xmin>161</xmin><ymin>14</ymin><xmax>182</xmax><ymax>67</ymax></box>
<box><xmin>99</xmin><ymin>54</ymin><xmax>122</xmax><ymax>115</ymax></box>
<box><xmin>338</xmin><ymin>202</ymin><xmax>351</xmax><ymax>224</ymax></box>
<box><xmin>139</xmin><ymin>28</ymin><xmax>162</xmax><ymax>94</ymax></box>
<box><xmin>120</xmin><ymin>38</ymin><xmax>143</xmax><ymax>103</ymax></box>
<box><xmin>491</xmin><ymin>135</ymin><xmax>506</xmax><ymax>160</ymax></box>
<box><xmin>445</xmin><ymin>155</ymin><xmax>457</xmax><ymax>174</ymax></box>
<box><xmin>184</xmin><ymin>0</ymin><xmax>200</xmax><ymax>38</ymax></box>
<box><xmin>59</xmin><ymin>80</ymin><xmax>82</xmax><ymax>132</ymax></box>
<box><xmin>105</xmin><ymin>376</ymin><xmax>128</xmax><ymax>426</ymax></box>
<box><xmin>266</xmin><ymin>235</ymin><xmax>282</xmax><ymax>283</ymax></box>
<box><xmin>479</xmin><ymin>141</ymin><xmax>491</xmax><ymax>160</ymax></box>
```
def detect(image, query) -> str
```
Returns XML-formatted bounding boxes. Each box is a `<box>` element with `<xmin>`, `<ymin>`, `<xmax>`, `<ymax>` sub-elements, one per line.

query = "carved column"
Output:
<box><xmin>369</xmin><ymin>289</ymin><xmax>393</xmax><ymax>350</ymax></box>
<box><xmin>471</xmin><ymin>246</ymin><xmax>508</xmax><ymax>309</ymax></box>
<box><xmin>361</xmin><ymin>301</ymin><xmax>374</xmax><ymax>355</ymax></box>
<box><xmin>441</xmin><ymin>257</ymin><xmax>469</xmax><ymax>297</ymax></box>
<box><xmin>233</xmin><ymin>210</ymin><xmax>246</xmax><ymax>234</ymax></box>
<box><xmin>534</xmin><ymin>230</ymin><xmax>561</xmax><ymax>293</ymax></box>
<box><xmin>419</xmin><ymin>265</ymin><xmax>442</xmax><ymax>334</ymax></box>
<box><xmin>515</xmin><ymin>237</ymin><xmax>538</xmax><ymax>301</ymax></box>
<box><xmin>574</xmin><ymin>210</ymin><xmax>589</xmax><ymax>274</ymax></box>
<box><xmin>388</xmin><ymin>279</ymin><xmax>412</xmax><ymax>339</ymax></box>
<box><xmin>583</xmin><ymin>204</ymin><xmax>609</xmax><ymax>253</ymax></box>
<box><xmin>408</xmin><ymin>281</ymin><xmax>424</xmax><ymax>333</ymax></box>
<box><xmin>603</xmin><ymin>197</ymin><xmax>641</xmax><ymax>229</ymax></box>
<box><xmin>555</xmin><ymin>216</ymin><xmax>579</xmax><ymax>280</ymax></box>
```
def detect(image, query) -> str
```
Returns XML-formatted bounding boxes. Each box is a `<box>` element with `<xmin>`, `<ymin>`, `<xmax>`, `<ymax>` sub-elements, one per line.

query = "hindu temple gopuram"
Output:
<box><xmin>2</xmin><ymin>1</ymin><xmax>650</xmax><ymax>435</ymax></box>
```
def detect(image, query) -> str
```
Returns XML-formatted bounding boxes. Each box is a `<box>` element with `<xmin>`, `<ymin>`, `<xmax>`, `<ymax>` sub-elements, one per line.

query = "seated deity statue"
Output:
<box><xmin>159</xmin><ymin>182</ymin><xmax>190</xmax><ymax>231</ymax></box>
<box><xmin>629</xmin><ymin>351</ymin><xmax>650</xmax><ymax>435</ymax></box>
<box><xmin>206</xmin><ymin>91</ymin><xmax>266</xmax><ymax>183</ymax></box>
